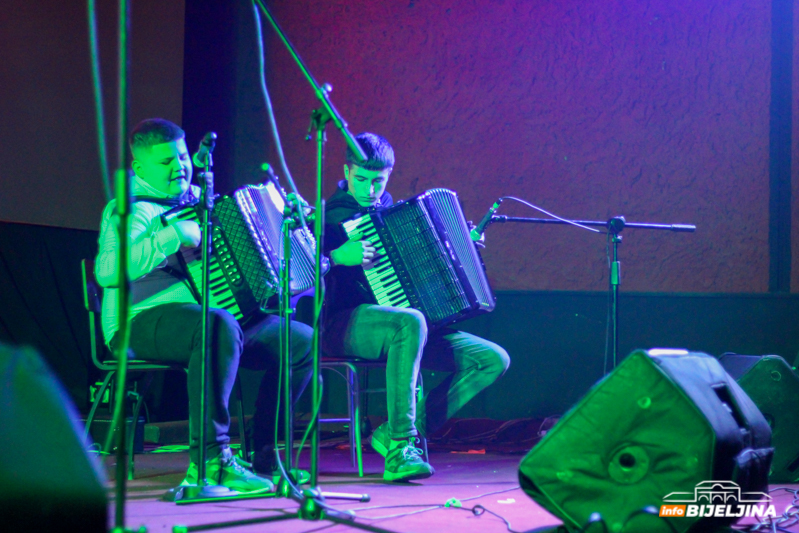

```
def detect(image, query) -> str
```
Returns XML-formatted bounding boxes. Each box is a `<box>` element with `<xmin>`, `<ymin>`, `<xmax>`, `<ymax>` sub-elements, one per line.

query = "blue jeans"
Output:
<box><xmin>323</xmin><ymin>305</ymin><xmax>510</xmax><ymax>439</ymax></box>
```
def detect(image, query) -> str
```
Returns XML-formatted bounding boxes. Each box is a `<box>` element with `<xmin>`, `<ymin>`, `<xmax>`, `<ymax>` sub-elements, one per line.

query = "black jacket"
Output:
<box><xmin>323</xmin><ymin>180</ymin><xmax>393</xmax><ymax>320</ymax></box>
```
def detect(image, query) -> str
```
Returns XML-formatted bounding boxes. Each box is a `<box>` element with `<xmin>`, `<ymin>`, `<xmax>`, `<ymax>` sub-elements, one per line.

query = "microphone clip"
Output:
<box><xmin>192</xmin><ymin>132</ymin><xmax>218</xmax><ymax>168</ymax></box>
<box><xmin>470</xmin><ymin>197</ymin><xmax>503</xmax><ymax>242</ymax></box>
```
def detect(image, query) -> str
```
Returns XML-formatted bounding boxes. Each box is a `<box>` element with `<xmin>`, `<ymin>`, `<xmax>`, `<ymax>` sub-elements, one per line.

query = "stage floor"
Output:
<box><xmin>107</xmin><ymin>447</ymin><xmax>799</xmax><ymax>533</ymax></box>
<box><xmin>108</xmin><ymin>446</ymin><xmax>556</xmax><ymax>533</ymax></box>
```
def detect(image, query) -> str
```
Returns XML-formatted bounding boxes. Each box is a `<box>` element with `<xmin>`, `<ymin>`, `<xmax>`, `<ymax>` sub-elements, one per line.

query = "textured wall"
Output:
<box><xmin>257</xmin><ymin>0</ymin><xmax>772</xmax><ymax>292</ymax></box>
<box><xmin>0</xmin><ymin>0</ymin><xmax>185</xmax><ymax>230</ymax></box>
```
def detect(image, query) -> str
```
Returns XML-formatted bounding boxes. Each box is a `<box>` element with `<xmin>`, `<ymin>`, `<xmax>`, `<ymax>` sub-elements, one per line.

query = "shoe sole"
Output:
<box><xmin>224</xmin><ymin>484</ymin><xmax>276</xmax><ymax>494</ymax></box>
<box><xmin>383</xmin><ymin>466</ymin><xmax>435</xmax><ymax>482</ymax></box>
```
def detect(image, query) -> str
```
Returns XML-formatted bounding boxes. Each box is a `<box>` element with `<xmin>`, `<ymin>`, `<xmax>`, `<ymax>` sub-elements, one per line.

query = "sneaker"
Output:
<box><xmin>370</xmin><ymin>422</ymin><xmax>390</xmax><ymax>457</ymax></box>
<box><xmin>383</xmin><ymin>438</ymin><xmax>435</xmax><ymax>482</ymax></box>
<box><xmin>179</xmin><ymin>461</ymin><xmax>208</xmax><ymax>487</ymax></box>
<box><xmin>180</xmin><ymin>448</ymin><xmax>275</xmax><ymax>493</ymax></box>
<box><xmin>216</xmin><ymin>448</ymin><xmax>275</xmax><ymax>492</ymax></box>
<box><xmin>235</xmin><ymin>448</ymin><xmax>311</xmax><ymax>486</ymax></box>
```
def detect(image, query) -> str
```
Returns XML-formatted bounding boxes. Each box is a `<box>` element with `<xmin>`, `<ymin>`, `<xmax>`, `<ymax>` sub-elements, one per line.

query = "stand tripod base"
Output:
<box><xmin>170</xmin><ymin>486</ymin><xmax>394</xmax><ymax>533</ymax></box>
<box><xmin>275</xmin><ymin>474</ymin><xmax>370</xmax><ymax>502</ymax></box>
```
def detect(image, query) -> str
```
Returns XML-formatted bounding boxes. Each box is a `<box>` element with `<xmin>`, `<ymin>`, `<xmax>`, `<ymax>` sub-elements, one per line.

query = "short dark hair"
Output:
<box><xmin>129</xmin><ymin>118</ymin><xmax>185</xmax><ymax>153</ymax></box>
<box><xmin>346</xmin><ymin>132</ymin><xmax>394</xmax><ymax>171</ymax></box>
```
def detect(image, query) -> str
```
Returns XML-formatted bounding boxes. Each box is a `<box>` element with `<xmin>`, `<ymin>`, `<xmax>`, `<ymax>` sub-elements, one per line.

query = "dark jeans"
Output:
<box><xmin>323</xmin><ymin>305</ymin><xmax>510</xmax><ymax>439</ymax></box>
<box><xmin>117</xmin><ymin>303</ymin><xmax>312</xmax><ymax>463</ymax></box>
<box><xmin>241</xmin><ymin>313</ymin><xmax>313</xmax><ymax>453</ymax></box>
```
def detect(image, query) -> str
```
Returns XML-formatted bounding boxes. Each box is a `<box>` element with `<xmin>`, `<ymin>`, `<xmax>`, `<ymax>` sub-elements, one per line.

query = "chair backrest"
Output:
<box><xmin>80</xmin><ymin>259</ymin><xmax>181</xmax><ymax>370</ymax></box>
<box><xmin>81</xmin><ymin>259</ymin><xmax>102</xmax><ymax>313</ymax></box>
<box><xmin>81</xmin><ymin>258</ymin><xmax>109</xmax><ymax>369</ymax></box>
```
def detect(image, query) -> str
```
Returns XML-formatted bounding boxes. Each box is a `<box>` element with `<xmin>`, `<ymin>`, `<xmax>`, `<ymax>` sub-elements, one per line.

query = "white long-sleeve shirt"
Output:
<box><xmin>95</xmin><ymin>176</ymin><xmax>199</xmax><ymax>344</ymax></box>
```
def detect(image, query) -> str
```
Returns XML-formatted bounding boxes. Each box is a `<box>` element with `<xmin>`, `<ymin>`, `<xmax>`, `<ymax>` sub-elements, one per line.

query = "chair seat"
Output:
<box><xmin>96</xmin><ymin>360</ymin><xmax>180</xmax><ymax>371</ymax></box>
<box><xmin>321</xmin><ymin>357</ymin><xmax>387</xmax><ymax>367</ymax></box>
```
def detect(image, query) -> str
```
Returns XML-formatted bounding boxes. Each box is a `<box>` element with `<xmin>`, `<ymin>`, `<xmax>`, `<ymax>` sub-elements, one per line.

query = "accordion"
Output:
<box><xmin>161</xmin><ymin>179</ymin><xmax>320</xmax><ymax>323</ymax></box>
<box><xmin>341</xmin><ymin>188</ymin><xmax>495</xmax><ymax>329</ymax></box>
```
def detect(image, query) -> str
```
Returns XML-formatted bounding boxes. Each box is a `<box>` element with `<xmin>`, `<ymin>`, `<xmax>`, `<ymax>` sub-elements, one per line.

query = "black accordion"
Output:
<box><xmin>341</xmin><ymin>188</ymin><xmax>495</xmax><ymax>329</ymax></box>
<box><xmin>161</xmin><ymin>180</ymin><xmax>320</xmax><ymax>323</ymax></box>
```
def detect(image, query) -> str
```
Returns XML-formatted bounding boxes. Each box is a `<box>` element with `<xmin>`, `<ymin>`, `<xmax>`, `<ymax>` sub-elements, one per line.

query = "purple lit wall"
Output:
<box><xmin>1</xmin><ymin>0</ymin><xmax>795</xmax><ymax>295</ymax></box>
<box><xmin>258</xmin><ymin>0</ymin><xmax>774</xmax><ymax>293</ymax></box>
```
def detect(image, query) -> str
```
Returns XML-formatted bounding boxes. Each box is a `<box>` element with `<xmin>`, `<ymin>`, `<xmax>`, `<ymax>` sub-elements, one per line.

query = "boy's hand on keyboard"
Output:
<box><xmin>173</xmin><ymin>220</ymin><xmax>201</xmax><ymax>248</ymax></box>
<box><xmin>331</xmin><ymin>232</ymin><xmax>375</xmax><ymax>267</ymax></box>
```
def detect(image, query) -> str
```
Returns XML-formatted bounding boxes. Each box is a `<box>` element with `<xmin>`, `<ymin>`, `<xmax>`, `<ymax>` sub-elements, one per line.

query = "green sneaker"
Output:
<box><xmin>383</xmin><ymin>438</ymin><xmax>435</xmax><ymax>482</ymax></box>
<box><xmin>234</xmin><ymin>448</ymin><xmax>311</xmax><ymax>485</ymax></box>
<box><xmin>216</xmin><ymin>447</ymin><xmax>275</xmax><ymax>493</ymax></box>
<box><xmin>370</xmin><ymin>422</ymin><xmax>389</xmax><ymax>457</ymax></box>
<box><xmin>181</xmin><ymin>448</ymin><xmax>275</xmax><ymax>493</ymax></box>
<box><xmin>179</xmin><ymin>460</ymin><xmax>211</xmax><ymax>487</ymax></box>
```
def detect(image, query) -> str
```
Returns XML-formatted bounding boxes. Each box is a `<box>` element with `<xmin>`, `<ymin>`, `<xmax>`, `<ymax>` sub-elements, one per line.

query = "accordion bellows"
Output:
<box><xmin>161</xmin><ymin>179</ymin><xmax>319</xmax><ymax>323</ymax></box>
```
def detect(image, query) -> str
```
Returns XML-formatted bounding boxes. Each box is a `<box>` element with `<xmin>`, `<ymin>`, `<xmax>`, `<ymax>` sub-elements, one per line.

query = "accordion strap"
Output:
<box><xmin>131</xmin><ymin>196</ymin><xmax>204</xmax><ymax>304</ymax></box>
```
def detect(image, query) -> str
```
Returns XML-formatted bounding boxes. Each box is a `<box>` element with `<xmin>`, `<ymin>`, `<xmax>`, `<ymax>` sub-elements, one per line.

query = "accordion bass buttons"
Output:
<box><xmin>211</xmin><ymin>230</ymin><xmax>244</xmax><ymax>286</ymax></box>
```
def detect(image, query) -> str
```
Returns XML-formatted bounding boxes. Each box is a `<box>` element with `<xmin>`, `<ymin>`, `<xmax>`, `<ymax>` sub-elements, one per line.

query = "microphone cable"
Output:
<box><xmin>252</xmin><ymin>1</ymin><xmax>298</xmax><ymax>195</ymax></box>
<box><xmin>87</xmin><ymin>0</ymin><xmax>112</xmax><ymax>201</ymax></box>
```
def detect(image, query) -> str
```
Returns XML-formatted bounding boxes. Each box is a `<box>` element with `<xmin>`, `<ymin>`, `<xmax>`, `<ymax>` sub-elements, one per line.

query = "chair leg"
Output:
<box><xmin>85</xmin><ymin>371</ymin><xmax>115</xmax><ymax>445</ymax></box>
<box><xmin>127</xmin><ymin>373</ymin><xmax>155</xmax><ymax>480</ymax></box>
<box><xmin>348</xmin><ymin>364</ymin><xmax>364</xmax><ymax>477</ymax></box>
<box><xmin>344</xmin><ymin>365</ymin><xmax>355</xmax><ymax>467</ymax></box>
<box><xmin>417</xmin><ymin>373</ymin><xmax>429</xmax><ymax>461</ymax></box>
<box><xmin>347</xmin><ymin>364</ymin><xmax>363</xmax><ymax>477</ymax></box>
<box><xmin>234</xmin><ymin>374</ymin><xmax>248</xmax><ymax>461</ymax></box>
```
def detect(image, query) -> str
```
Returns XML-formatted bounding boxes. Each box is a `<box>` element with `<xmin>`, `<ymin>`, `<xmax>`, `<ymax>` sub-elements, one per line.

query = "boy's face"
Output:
<box><xmin>131</xmin><ymin>138</ymin><xmax>192</xmax><ymax>197</ymax></box>
<box><xmin>344</xmin><ymin>164</ymin><xmax>391</xmax><ymax>207</ymax></box>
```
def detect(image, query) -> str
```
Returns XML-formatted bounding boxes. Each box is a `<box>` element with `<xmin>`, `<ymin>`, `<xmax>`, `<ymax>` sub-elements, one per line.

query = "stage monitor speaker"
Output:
<box><xmin>0</xmin><ymin>343</ymin><xmax>107</xmax><ymax>532</ymax></box>
<box><xmin>518</xmin><ymin>349</ymin><xmax>772</xmax><ymax>533</ymax></box>
<box><xmin>719</xmin><ymin>353</ymin><xmax>799</xmax><ymax>483</ymax></box>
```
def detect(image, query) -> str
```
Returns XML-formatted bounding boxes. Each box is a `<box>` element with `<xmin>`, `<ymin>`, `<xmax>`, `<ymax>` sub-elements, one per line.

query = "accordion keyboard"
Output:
<box><xmin>169</xmin><ymin>208</ymin><xmax>245</xmax><ymax>322</ymax></box>
<box><xmin>342</xmin><ymin>216</ymin><xmax>411</xmax><ymax>309</ymax></box>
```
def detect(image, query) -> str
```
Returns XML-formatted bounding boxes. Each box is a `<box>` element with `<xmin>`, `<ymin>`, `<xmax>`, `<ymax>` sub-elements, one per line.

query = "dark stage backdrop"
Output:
<box><xmin>226</xmin><ymin>0</ymin><xmax>788</xmax><ymax>293</ymax></box>
<box><xmin>0</xmin><ymin>222</ymin><xmax>99</xmax><ymax>410</ymax></box>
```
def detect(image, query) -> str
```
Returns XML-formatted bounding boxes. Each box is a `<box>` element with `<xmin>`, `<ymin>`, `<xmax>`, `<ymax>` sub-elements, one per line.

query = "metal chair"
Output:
<box><xmin>80</xmin><ymin>259</ymin><xmax>248</xmax><ymax>479</ymax></box>
<box><xmin>319</xmin><ymin>357</ymin><xmax>427</xmax><ymax>477</ymax></box>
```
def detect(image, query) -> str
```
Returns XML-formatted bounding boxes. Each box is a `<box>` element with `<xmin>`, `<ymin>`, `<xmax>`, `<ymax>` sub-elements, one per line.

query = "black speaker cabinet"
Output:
<box><xmin>519</xmin><ymin>349</ymin><xmax>772</xmax><ymax>533</ymax></box>
<box><xmin>719</xmin><ymin>353</ymin><xmax>799</xmax><ymax>483</ymax></box>
<box><xmin>0</xmin><ymin>343</ymin><xmax>107</xmax><ymax>532</ymax></box>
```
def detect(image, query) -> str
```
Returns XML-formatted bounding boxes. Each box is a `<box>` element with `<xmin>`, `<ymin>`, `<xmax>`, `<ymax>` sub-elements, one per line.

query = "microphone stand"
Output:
<box><xmin>109</xmin><ymin>0</ymin><xmax>138</xmax><ymax>530</ymax></box>
<box><xmin>274</xmin><ymin>180</ymin><xmax>369</xmax><ymax>499</ymax></box>
<box><xmin>174</xmin><ymin>153</ymin><xmax>240</xmax><ymax>502</ymax></box>
<box><xmin>252</xmin><ymin>0</ymin><xmax>370</xmax><ymax>493</ymax></box>
<box><xmin>487</xmin><ymin>214</ymin><xmax>696</xmax><ymax>372</ymax></box>
<box><xmin>168</xmin><ymin>3</ymin><xmax>392</xmax><ymax>532</ymax></box>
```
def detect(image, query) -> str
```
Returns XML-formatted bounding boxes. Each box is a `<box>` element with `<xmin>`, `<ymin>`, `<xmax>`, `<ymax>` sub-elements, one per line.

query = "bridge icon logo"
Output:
<box><xmin>663</xmin><ymin>481</ymin><xmax>771</xmax><ymax>505</ymax></box>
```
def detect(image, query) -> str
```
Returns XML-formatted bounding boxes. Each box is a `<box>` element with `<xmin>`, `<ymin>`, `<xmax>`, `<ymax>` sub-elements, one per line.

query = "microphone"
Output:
<box><xmin>261</xmin><ymin>162</ymin><xmax>278</xmax><ymax>183</ymax></box>
<box><xmin>192</xmin><ymin>132</ymin><xmax>218</xmax><ymax>167</ymax></box>
<box><xmin>470</xmin><ymin>198</ymin><xmax>503</xmax><ymax>241</ymax></box>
